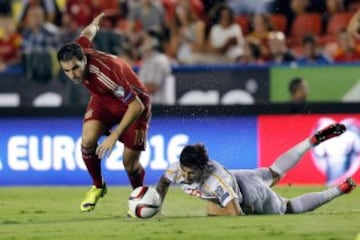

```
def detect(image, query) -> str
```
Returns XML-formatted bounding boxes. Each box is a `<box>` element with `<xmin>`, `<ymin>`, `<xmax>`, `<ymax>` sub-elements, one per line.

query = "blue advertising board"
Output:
<box><xmin>0</xmin><ymin>116</ymin><xmax>257</xmax><ymax>186</ymax></box>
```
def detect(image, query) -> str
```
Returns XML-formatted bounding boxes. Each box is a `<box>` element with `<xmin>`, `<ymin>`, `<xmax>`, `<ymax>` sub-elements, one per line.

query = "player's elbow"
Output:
<box><xmin>132</xmin><ymin>96</ymin><xmax>145</xmax><ymax>118</ymax></box>
<box><xmin>80</xmin><ymin>25</ymin><xmax>98</xmax><ymax>41</ymax></box>
<box><xmin>137</xmin><ymin>98</ymin><xmax>145</xmax><ymax>114</ymax></box>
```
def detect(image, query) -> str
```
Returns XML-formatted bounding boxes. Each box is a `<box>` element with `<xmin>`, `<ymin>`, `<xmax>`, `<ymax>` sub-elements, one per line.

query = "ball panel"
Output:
<box><xmin>128</xmin><ymin>186</ymin><xmax>161</xmax><ymax>219</ymax></box>
<box><xmin>135</xmin><ymin>204</ymin><xmax>160</xmax><ymax>219</ymax></box>
<box><xmin>129</xmin><ymin>186</ymin><xmax>149</xmax><ymax>200</ymax></box>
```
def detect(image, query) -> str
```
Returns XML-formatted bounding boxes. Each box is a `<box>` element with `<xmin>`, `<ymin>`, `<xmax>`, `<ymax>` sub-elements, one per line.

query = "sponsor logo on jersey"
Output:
<box><xmin>215</xmin><ymin>185</ymin><xmax>229</xmax><ymax>202</ymax></box>
<box><xmin>84</xmin><ymin>109</ymin><xmax>94</xmax><ymax>120</ymax></box>
<box><xmin>114</xmin><ymin>86</ymin><xmax>125</xmax><ymax>97</ymax></box>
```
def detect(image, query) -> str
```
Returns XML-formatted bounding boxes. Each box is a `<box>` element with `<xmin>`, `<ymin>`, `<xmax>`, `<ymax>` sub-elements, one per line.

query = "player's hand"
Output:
<box><xmin>92</xmin><ymin>12</ymin><xmax>105</xmax><ymax>27</ymax></box>
<box><xmin>96</xmin><ymin>132</ymin><xmax>119</xmax><ymax>159</ymax></box>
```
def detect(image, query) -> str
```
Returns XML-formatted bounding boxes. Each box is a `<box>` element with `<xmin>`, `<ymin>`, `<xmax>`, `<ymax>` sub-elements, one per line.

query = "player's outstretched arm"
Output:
<box><xmin>156</xmin><ymin>175</ymin><xmax>171</xmax><ymax>203</ymax></box>
<box><xmin>80</xmin><ymin>12</ymin><xmax>105</xmax><ymax>41</ymax></box>
<box><xmin>348</xmin><ymin>9</ymin><xmax>360</xmax><ymax>39</ymax></box>
<box><xmin>207</xmin><ymin>199</ymin><xmax>244</xmax><ymax>216</ymax></box>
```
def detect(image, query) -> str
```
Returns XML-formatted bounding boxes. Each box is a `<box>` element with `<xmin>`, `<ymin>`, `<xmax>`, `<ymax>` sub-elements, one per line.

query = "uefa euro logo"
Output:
<box><xmin>311</xmin><ymin>118</ymin><xmax>360</xmax><ymax>186</ymax></box>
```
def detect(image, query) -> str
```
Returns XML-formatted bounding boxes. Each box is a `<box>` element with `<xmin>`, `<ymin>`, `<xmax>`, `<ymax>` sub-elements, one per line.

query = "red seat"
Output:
<box><xmin>349</xmin><ymin>2</ymin><xmax>360</xmax><ymax>11</ymax></box>
<box><xmin>290</xmin><ymin>13</ymin><xmax>322</xmax><ymax>44</ymax></box>
<box><xmin>269</xmin><ymin>13</ymin><xmax>287</xmax><ymax>33</ymax></box>
<box><xmin>115</xmin><ymin>19</ymin><xmax>143</xmax><ymax>32</ymax></box>
<box><xmin>235</xmin><ymin>15</ymin><xmax>250</xmax><ymax>35</ymax></box>
<box><xmin>326</xmin><ymin>12</ymin><xmax>354</xmax><ymax>36</ymax></box>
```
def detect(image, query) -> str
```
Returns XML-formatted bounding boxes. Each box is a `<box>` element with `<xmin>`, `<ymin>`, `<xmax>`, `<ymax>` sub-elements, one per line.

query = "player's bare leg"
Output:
<box><xmin>80</xmin><ymin>120</ymin><xmax>108</xmax><ymax>212</ymax></box>
<box><xmin>270</xmin><ymin>123</ymin><xmax>346</xmax><ymax>186</ymax></box>
<box><xmin>123</xmin><ymin>147</ymin><xmax>145</xmax><ymax>189</ymax></box>
<box><xmin>286</xmin><ymin>177</ymin><xmax>356</xmax><ymax>213</ymax></box>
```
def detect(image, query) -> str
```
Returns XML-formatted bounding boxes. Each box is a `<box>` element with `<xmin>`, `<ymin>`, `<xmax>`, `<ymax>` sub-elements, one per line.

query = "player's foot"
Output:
<box><xmin>80</xmin><ymin>182</ymin><xmax>107</xmax><ymax>212</ymax></box>
<box><xmin>338</xmin><ymin>177</ymin><xmax>356</xmax><ymax>194</ymax></box>
<box><xmin>310</xmin><ymin>123</ymin><xmax>346</xmax><ymax>146</ymax></box>
<box><xmin>126</xmin><ymin>209</ymin><xmax>137</xmax><ymax>218</ymax></box>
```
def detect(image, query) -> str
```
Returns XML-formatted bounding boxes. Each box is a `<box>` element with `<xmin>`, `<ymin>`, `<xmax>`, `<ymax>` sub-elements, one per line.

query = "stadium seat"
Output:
<box><xmin>235</xmin><ymin>15</ymin><xmax>250</xmax><ymax>35</ymax></box>
<box><xmin>326</xmin><ymin>12</ymin><xmax>354</xmax><ymax>37</ymax></box>
<box><xmin>115</xmin><ymin>19</ymin><xmax>142</xmax><ymax>32</ymax></box>
<box><xmin>349</xmin><ymin>1</ymin><xmax>360</xmax><ymax>11</ymax></box>
<box><xmin>289</xmin><ymin>13</ymin><xmax>322</xmax><ymax>45</ymax></box>
<box><xmin>269</xmin><ymin>13</ymin><xmax>287</xmax><ymax>33</ymax></box>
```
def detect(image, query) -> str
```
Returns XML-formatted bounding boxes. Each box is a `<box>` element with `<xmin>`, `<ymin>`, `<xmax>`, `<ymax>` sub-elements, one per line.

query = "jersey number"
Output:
<box><xmin>134</xmin><ymin>129</ymin><xmax>145</xmax><ymax>146</ymax></box>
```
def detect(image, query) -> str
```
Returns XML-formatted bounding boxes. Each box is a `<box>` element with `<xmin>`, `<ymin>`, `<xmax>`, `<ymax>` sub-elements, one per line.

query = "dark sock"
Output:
<box><xmin>81</xmin><ymin>145</ymin><xmax>103</xmax><ymax>188</ymax></box>
<box><xmin>127</xmin><ymin>166</ymin><xmax>145</xmax><ymax>189</ymax></box>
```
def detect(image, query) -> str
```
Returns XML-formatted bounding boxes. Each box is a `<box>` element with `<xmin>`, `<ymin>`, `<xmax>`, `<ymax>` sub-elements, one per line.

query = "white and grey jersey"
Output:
<box><xmin>164</xmin><ymin>160</ymin><xmax>242</xmax><ymax>208</ymax></box>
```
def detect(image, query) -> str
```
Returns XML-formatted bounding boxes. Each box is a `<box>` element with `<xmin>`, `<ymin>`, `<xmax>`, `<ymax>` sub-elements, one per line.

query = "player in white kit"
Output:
<box><xmin>156</xmin><ymin>123</ymin><xmax>357</xmax><ymax>216</ymax></box>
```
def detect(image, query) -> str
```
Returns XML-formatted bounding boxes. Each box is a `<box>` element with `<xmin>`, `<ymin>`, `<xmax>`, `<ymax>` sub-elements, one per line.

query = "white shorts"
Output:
<box><xmin>230</xmin><ymin>168</ymin><xmax>288</xmax><ymax>215</ymax></box>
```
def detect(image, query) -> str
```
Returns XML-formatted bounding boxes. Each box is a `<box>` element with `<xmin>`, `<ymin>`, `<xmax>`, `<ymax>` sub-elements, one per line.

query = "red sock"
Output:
<box><xmin>127</xmin><ymin>166</ymin><xmax>145</xmax><ymax>189</ymax></box>
<box><xmin>81</xmin><ymin>145</ymin><xmax>103</xmax><ymax>188</ymax></box>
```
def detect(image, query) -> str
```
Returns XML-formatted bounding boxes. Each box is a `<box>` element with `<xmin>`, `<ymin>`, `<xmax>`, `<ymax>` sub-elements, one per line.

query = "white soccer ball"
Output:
<box><xmin>128</xmin><ymin>186</ymin><xmax>162</xmax><ymax>219</ymax></box>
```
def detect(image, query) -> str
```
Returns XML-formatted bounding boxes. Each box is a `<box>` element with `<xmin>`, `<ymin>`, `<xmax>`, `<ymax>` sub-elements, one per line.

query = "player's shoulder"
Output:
<box><xmin>87</xmin><ymin>55</ymin><xmax>112</xmax><ymax>73</ymax></box>
<box><xmin>208</xmin><ymin>160</ymin><xmax>225</xmax><ymax>170</ymax></box>
<box><xmin>76</xmin><ymin>36</ymin><xmax>92</xmax><ymax>49</ymax></box>
<box><xmin>164</xmin><ymin>161</ymin><xmax>182</xmax><ymax>183</ymax></box>
<box><xmin>88</xmin><ymin>50</ymin><xmax>122</xmax><ymax>70</ymax></box>
<box><xmin>207</xmin><ymin>161</ymin><xmax>234</xmax><ymax>182</ymax></box>
<box><xmin>167</xmin><ymin>161</ymin><xmax>180</xmax><ymax>171</ymax></box>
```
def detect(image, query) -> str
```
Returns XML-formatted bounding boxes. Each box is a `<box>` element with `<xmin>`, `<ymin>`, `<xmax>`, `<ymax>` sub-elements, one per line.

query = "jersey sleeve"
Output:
<box><xmin>163</xmin><ymin>162</ymin><xmax>181</xmax><ymax>183</ymax></box>
<box><xmin>112</xmin><ymin>61</ymin><xmax>139</xmax><ymax>104</ymax></box>
<box><xmin>75</xmin><ymin>36</ymin><xmax>92</xmax><ymax>49</ymax></box>
<box><xmin>211</xmin><ymin>176</ymin><xmax>238</xmax><ymax>208</ymax></box>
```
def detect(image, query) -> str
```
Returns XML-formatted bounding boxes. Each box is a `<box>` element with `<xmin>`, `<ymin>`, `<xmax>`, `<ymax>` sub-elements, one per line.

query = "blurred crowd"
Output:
<box><xmin>1</xmin><ymin>0</ymin><xmax>360</xmax><ymax>76</ymax></box>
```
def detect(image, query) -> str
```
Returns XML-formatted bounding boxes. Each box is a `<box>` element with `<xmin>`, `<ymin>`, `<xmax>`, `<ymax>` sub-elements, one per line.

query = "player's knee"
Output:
<box><xmin>285</xmin><ymin>201</ymin><xmax>294</xmax><ymax>214</ymax></box>
<box><xmin>269</xmin><ymin>168</ymin><xmax>281</xmax><ymax>186</ymax></box>
<box><xmin>81</xmin><ymin>126</ymin><xmax>104</xmax><ymax>147</ymax></box>
<box><xmin>81</xmin><ymin>136</ymin><xmax>98</xmax><ymax>148</ymax></box>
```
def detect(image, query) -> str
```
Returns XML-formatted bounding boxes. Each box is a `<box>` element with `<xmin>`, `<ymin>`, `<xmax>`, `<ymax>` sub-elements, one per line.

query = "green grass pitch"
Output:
<box><xmin>0</xmin><ymin>185</ymin><xmax>359</xmax><ymax>240</ymax></box>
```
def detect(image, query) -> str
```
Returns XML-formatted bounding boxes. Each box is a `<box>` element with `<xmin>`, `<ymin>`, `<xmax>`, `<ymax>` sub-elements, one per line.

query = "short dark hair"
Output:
<box><xmin>302</xmin><ymin>34</ymin><xmax>316</xmax><ymax>45</ymax></box>
<box><xmin>57</xmin><ymin>43</ymin><xmax>85</xmax><ymax>62</ymax></box>
<box><xmin>180</xmin><ymin>143</ymin><xmax>209</xmax><ymax>170</ymax></box>
<box><xmin>214</xmin><ymin>5</ymin><xmax>235</xmax><ymax>24</ymax></box>
<box><xmin>289</xmin><ymin>77</ymin><xmax>303</xmax><ymax>94</ymax></box>
<box><xmin>146</xmin><ymin>29</ymin><xmax>164</xmax><ymax>52</ymax></box>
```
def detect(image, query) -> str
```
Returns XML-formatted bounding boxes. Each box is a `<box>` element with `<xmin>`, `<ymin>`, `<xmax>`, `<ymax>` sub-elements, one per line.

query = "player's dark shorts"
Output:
<box><xmin>84</xmin><ymin>95</ymin><xmax>151</xmax><ymax>151</ymax></box>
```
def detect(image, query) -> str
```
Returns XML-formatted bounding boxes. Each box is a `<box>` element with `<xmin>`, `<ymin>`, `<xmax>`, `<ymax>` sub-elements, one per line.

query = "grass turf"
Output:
<box><xmin>0</xmin><ymin>185</ymin><xmax>359</xmax><ymax>240</ymax></box>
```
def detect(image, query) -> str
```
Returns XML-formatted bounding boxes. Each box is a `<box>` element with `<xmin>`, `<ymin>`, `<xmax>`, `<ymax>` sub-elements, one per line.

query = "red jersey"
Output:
<box><xmin>76</xmin><ymin>36</ymin><xmax>150</xmax><ymax>113</ymax></box>
<box><xmin>0</xmin><ymin>33</ymin><xmax>21</xmax><ymax>62</ymax></box>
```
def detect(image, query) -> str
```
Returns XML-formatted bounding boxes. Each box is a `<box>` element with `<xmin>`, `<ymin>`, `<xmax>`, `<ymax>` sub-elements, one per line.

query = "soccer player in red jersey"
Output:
<box><xmin>57</xmin><ymin>13</ymin><xmax>151</xmax><ymax>212</ymax></box>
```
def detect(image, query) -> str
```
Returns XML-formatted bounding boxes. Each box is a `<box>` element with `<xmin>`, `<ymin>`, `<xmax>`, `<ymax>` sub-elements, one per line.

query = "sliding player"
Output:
<box><xmin>156</xmin><ymin>123</ymin><xmax>356</xmax><ymax>215</ymax></box>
